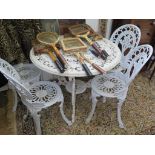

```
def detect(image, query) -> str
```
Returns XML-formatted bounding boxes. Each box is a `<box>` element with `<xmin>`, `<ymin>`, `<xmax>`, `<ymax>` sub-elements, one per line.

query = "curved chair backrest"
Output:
<box><xmin>123</xmin><ymin>45</ymin><xmax>153</xmax><ymax>84</ymax></box>
<box><xmin>0</xmin><ymin>58</ymin><xmax>33</xmax><ymax>99</ymax></box>
<box><xmin>110</xmin><ymin>24</ymin><xmax>141</xmax><ymax>59</ymax></box>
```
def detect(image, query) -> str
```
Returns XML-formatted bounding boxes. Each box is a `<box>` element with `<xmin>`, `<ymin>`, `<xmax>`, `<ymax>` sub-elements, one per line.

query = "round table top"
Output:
<box><xmin>30</xmin><ymin>38</ymin><xmax>121</xmax><ymax>77</ymax></box>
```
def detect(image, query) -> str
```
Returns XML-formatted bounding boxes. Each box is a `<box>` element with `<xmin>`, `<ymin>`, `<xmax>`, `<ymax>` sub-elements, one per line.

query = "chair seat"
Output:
<box><xmin>91</xmin><ymin>74</ymin><xmax>127</xmax><ymax>98</ymax></box>
<box><xmin>14</xmin><ymin>63</ymin><xmax>41</xmax><ymax>84</ymax></box>
<box><xmin>24</xmin><ymin>81</ymin><xmax>62</xmax><ymax>107</ymax></box>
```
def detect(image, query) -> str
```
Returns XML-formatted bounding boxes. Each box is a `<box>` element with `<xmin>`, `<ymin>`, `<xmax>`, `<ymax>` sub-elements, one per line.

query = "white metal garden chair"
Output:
<box><xmin>0</xmin><ymin>58</ymin><xmax>71</xmax><ymax>134</ymax></box>
<box><xmin>0</xmin><ymin>62</ymin><xmax>41</xmax><ymax>112</ymax></box>
<box><xmin>110</xmin><ymin>24</ymin><xmax>141</xmax><ymax>72</ymax></box>
<box><xmin>86</xmin><ymin>45</ymin><xmax>153</xmax><ymax>128</ymax></box>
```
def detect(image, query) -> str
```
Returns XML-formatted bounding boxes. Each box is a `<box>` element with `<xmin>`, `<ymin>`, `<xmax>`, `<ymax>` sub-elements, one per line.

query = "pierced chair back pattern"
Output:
<box><xmin>0</xmin><ymin>58</ymin><xmax>33</xmax><ymax>100</ymax></box>
<box><xmin>123</xmin><ymin>45</ymin><xmax>153</xmax><ymax>84</ymax></box>
<box><xmin>110</xmin><ymin>24</ymin><xmax>141</xmax><ymax>64</ymax></box>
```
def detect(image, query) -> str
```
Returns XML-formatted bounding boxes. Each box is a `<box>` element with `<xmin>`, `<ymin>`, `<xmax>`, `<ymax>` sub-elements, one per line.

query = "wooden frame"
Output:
<box><xmin>37</xmin><ymin>32</ymin><xmax>59</xmax><ymax>45</ymax></box>
<box><xmin>68</xmin><ymin>24</ymin><xmax>89</xmax><ymax>35</ymax></box>
<box><xmin>69</xmin><ymin>24</ymin><xmax>103</xmax><ymax>41</ymax></box>
<box><xmin>60</xmin><ymin>37</ymin><xmax>87</xmax><ymax>52</ymax></box>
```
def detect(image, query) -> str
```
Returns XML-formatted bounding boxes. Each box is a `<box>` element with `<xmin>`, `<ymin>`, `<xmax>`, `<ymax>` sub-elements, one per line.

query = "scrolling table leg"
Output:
<box><xmin>70</xmin><ymin>77</ymin><xmax>76</xmax><ymax>124</ymax></box>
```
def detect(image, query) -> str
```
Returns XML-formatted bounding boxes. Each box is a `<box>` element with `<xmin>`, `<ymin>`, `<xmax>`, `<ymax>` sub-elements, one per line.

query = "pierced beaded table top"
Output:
<box><xmin>30</xmin><ymin>38</ymin><xmax>121</xmax><ymax>77</ymax></box>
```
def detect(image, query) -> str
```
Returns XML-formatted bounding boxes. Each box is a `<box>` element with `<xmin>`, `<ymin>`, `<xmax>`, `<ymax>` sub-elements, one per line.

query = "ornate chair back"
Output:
<box><xmin>123</xmin><ymin>45</ymin><xmax>153</xmax><ymax>84</ymax></box>
<box><xmin>110</xmin><ymin>24</ymin><xmax>141</xmax><ymax>64</ymax></box>
<box><xmin>0</xmin><ymin>58</ymin><xmax>33</xmax><ymax>100</ymax></box>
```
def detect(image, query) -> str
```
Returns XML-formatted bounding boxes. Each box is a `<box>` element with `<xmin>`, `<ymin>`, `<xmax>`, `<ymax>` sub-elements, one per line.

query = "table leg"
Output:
<box><xmin>70</xmin><ymin>77</ymin><xmax>76</xmax><ymax>123</ymax></box>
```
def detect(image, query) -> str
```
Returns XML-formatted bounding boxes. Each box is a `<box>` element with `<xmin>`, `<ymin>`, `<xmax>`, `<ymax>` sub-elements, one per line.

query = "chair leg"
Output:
<box><xmin>31</xmin><ymin>111</ymin><xmax>42</xmax><ymax>135</ymax></box>
<box><xmin>12</xmin><ymin>88</ymin><xmax>18</xmax><ymax>112</ymax></box>
<box><xmin>85</xmin><ymin>90</ymin><xmax>98</xmax><ymax>124</ymax></box>
<box><xmin>59</xmin><ymin>98</ymin><xmax>72</xmax><ymax>126</ymax></box>
<box><xmin>117</xmin><ymin>99</ymin><xmax>125</xmax><ymax>128</ymax></box>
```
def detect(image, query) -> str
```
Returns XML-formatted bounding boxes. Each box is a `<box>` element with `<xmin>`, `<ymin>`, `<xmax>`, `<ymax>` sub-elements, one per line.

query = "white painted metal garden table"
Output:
<box><xmin>30</xmin><ymin>38</ymin><xmax>121</xmax><ymax>125</ymax></box>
